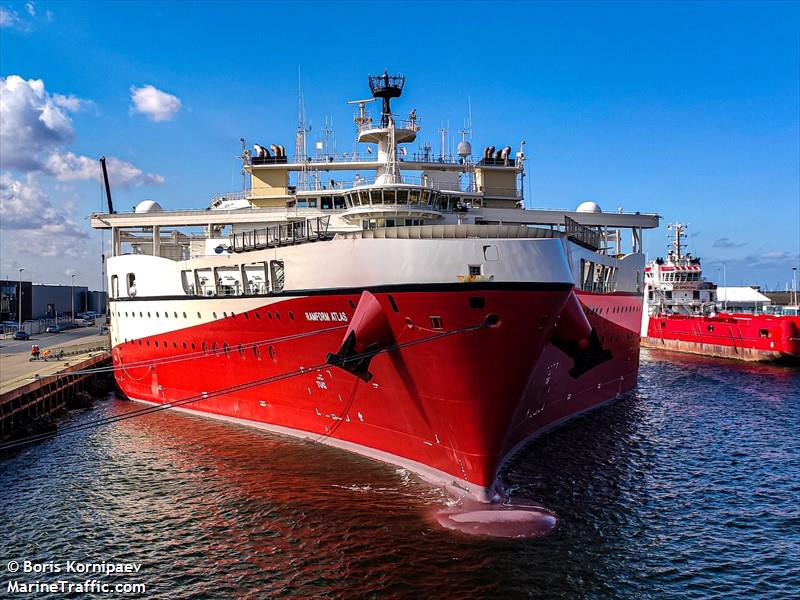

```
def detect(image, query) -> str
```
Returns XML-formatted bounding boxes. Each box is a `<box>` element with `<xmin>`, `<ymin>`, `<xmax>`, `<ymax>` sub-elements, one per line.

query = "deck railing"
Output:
<box><xmin>229</xmin><ymin>216</ymin><xmax>331</xmax><ymax>253</ymax></box>
<box><xmin>564</xmin><ymin>215</ymin><xmax>601</xmax><ymax>251</ymax></box>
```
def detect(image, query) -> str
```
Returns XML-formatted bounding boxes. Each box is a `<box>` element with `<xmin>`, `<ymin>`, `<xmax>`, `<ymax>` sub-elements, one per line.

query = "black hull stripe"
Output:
<box><xmin>110</xmin><ymin>281</ymin><xmax>575</xmax><ymax>302</ymax></box>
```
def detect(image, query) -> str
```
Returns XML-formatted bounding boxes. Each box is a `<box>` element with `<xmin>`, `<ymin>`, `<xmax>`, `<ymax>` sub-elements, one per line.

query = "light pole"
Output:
<box><xmin>71</xmin><ymin>273</ymin><xmax>79</xmax><ymax>321</ymax></box>
<box><xmin>17</xmin><ymin>268</ymin><xmax>23</xmax><ymax>330</ymax></box>
<box><xmin>793</xmin><ymin>267</ymin><xmax>798</xmax><ymax>307</ymax></box>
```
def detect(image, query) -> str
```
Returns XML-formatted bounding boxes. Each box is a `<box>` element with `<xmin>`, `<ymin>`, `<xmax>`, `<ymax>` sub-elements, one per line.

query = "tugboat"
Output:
<box><xmin>92</xmin><ymin>72</ymin><xmax>661</xmax><ymax>501</ymax></box>
<box><xmin>641</xmin><ymin>223</ymin><xmax>800</xmax><ymax>363</ymax></box>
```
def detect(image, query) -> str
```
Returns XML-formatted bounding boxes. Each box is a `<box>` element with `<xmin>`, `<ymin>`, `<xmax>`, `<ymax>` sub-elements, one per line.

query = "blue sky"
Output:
<box><xmin>1</xmin><ymin>0</ymin><xmax>798</xmax><ymax>291</ymax></box>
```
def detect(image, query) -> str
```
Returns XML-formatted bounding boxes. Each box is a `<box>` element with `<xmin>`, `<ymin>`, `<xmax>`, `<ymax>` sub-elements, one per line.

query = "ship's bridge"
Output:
<box><xmin>339</xmin><ymin>181</ymin><xmax>443</xmax><ymax>226</ymax></box>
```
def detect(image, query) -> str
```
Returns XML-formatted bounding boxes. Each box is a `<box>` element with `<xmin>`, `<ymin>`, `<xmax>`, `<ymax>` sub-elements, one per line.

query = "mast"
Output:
<box><xmin>667</xmin><ymin>222</ymin><xmax>687</xmax><ymax>260</ymax></box>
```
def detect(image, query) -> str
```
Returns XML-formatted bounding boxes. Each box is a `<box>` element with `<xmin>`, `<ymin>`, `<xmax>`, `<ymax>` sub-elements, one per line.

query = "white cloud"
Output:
<box><xmin>0</xmin><ymin>75</ymin><xmax>75</xmax><ymax>170</ymax></box>
<box><xmin>130</xmin><ymin>84</ymin><xmax>181</xmax><ymax>122</ymax></box>
<box><xmin>0</xmin><ymin>173</ymin><xmax>89</xmax><ymax>258</ymax></box>
<box><xmin>53</xmin><ymin>93</ymin><xmax>90</xmax><ymax>112</ymax></box>
<box><xmin>44</xmin><ymin>152</ymin><xmax>164</xmax><ymax>187</ymax></box>
<box><xmin>0</xmin><ymin>7</ymin><xmax>20</xmax><ymax>28</ymax></box>
<box><xmin>1</xmin><ymin>75</ymin><xmax>163</xmax><ymax>186</ymax></box>
<box><xmin>25</xmin><ymin>2</ymin><xmax>35</xmax><ymax>17</ymax></box>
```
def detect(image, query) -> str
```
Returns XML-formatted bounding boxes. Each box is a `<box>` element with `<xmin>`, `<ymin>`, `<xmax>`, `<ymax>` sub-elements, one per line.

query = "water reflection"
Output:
<box><xmin>0</xmin><ymin>350</ymin><xmax>797</xmax><ymax>598</ymax></box>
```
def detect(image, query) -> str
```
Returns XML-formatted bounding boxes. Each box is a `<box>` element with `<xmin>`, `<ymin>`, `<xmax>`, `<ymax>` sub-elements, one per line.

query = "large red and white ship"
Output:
<box><xmin>641</xmin><ymin>223</ymin><xmax>800</xmax><ymax>363</ymax></box>
<box><xmin>92</xmin><ymin>73</ymin><xmax>660</xmax><ymax>500</ymax></box>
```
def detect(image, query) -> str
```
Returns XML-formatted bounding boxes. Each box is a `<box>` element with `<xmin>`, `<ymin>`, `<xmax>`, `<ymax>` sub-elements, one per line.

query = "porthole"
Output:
<box><xmin>255</xmin><ymin>312</ymin><xmax>261</xmax><ymax>320</ymax></box>
<box><xmin>197</xmin><ymin>312</ymin><xmax>201</xmax><ymax>318</ymax></box>
<box><xmin>146</xmin><ymin>340</ymin><xmax>150</xmax><ymax>346</ymax></box>
<box><xmin>138</xmin><ymin>340</ymin><xmax>142</xmax><ymax>346</ymax></box>
<box><xmin>156</xmin><ymin>312</ymin><xmax>159</xmax><ymax>318</ymax></box>
<box><xmin>139</xmin><ymin>312</ymin><xmax>143</xmax><ymax>317</ymax></box>
<box><xmin>125</xmin><ymin>312</ymin><xmax>128</xmax><ymax>317</ymax></box>
<box><xmin>191</xmin><ymin>342</ymin><xmax>196</xmax><ymax>350</ymax></box>
<box><xmin>202</xmin><ymin>341</ymin><xmax>208</xmax><ymax>353</ymax></box>
<box><xmin>174</xmin><ymin>312</ymin><xmax>178</xmax><ymax>318</ymax></box>
<box><xmin>232</xmin><ymin>312</ymin><xmax>236</xmax><ymax>318</ymax></box>
<box><xmin>182</xmin><ymin>342</ymin><xmax>187</xmax><ymax>349</ymax></box>
<box><xmin>289</xmin><ymin>311</ymin><xmax>294</xmax><ymax>320</ymax></box>
<box><xmin>223</xmin><ymin>312</ymin><xmax>228</xmax><ymax>318</ymax></box>
<box><xmin>348</xmin><ymin>299</ymin><xmax>356</xmax><ymax>309</ymax></box>
<box><xmin>244</xmin><ymin>313</ymin><xmax>249</xmax><ymax>320</ymax></box>
<box><xmin>252</xmin><ymin>346</ymin><xmax>261</xmax><ymax>359</ymax></box>
<box><xmin>147</xmin><ymin>312</ymin><xmax>151</xmax><ymax>318</ymax></box>
<box><xmin>267</xmin><ymin>312</ymin><xmax>273</xmax><ymax>320</ymax></box>
<box><xmin>183</xmin><ymin>312</ymin><xmax>187</xmax><ymax>318</ymax></box>
<box><xmin>212</xmin><ymin>342</ymin><xmax>218</xmax><ymax>354</ymax></box>
<box><xmin>213</xmin><ymin>312</ymin><xmax>218</xmax><ymax>319</ymax></box>
<box><xmin>173</xmin><ymin>342</ymin><xmax>177</xmax><ymax>348</ymax></box>
<box><xmin>154</xmin><ymin>341</ymin><xmax>158</xmax><ymax>347</ymax></box>
<box><xmin>276</xmin><ymin>312</ymin><xmax>281</xmax><ymax>320</ymax></box>
<box><xmin>268</xmin><ymin>345</ymin><xmax>277</xmax><ymax>362</ymax></box>
<box><xmin>223</xmin><ymin>342</ymin><xmax>229</xmax><ymax>355</ymax></box>
<box><xmin>238</xmin><ymin>344</ymin><xmax>245</xmax><ymax>358</ymax></box>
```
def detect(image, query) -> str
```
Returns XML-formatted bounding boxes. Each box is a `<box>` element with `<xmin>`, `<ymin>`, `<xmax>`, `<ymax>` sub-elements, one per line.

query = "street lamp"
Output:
<box><xmin>17</xmin><ymin>268</ymin><xmax>23</xmax><ymax>330</ymax></box>
<box><xmin>793</xmin><ymin>267</ymin><xmax>798</xmax><ymax>307</ymax></box>
<box><xmin>71</xmin><ymin>273</ymin><xmax>79</xmax><ymax>321</ymax></box>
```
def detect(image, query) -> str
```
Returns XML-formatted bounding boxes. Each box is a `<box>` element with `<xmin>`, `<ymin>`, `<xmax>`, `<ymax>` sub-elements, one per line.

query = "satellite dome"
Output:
<box><xmin>457</xmin><ymin>140</ymin><xmax>472</xmax><ymax>157</ymax></box>
<box><xmin>576</xmin><ymin>201</ymin><xmax>602</xmax><ymax>213</ymax></box>
<box><xmin>134</xmin><ymin>200</ymin><xmax>163</xmax><ymax>214</ymax></box>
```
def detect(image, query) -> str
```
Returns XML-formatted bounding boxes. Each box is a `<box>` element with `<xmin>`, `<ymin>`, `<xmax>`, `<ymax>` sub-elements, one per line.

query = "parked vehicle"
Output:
<box><xmin>13</xmin><ymin>331</ymin><xmax>29</xmax><ymax>340</ymax></box>
<box><xmin>73</xmin><ymin>318</ymin><xmax>92</xmax><ymax>327</ymax></box>
<box><xmin>45</xmin><ymin>325</ymin><xmax>61</xmax><ymax>334</ymax></box>
<box><xmin>99</xmin><ymin>325</ymin><xmax>110</xmax><ymax>335</ymax></box>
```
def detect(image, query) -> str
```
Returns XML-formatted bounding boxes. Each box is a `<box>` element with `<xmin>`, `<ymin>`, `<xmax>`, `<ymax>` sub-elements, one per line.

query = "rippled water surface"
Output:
<box><xmin>1</xmin><ymin>350</ymin><xmax>798</xmax><ymax>598</ymax></box>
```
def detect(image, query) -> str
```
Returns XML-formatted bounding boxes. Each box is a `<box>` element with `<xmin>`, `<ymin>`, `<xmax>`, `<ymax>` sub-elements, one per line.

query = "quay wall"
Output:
<box><xmin>0</xmin><ymin>352</ymin><xmax>112</xmax><ymax>443</ymax></box>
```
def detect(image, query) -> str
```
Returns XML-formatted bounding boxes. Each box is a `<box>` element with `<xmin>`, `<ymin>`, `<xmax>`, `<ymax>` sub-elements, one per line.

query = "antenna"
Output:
<box><xmin>468</xmin><ymin>95</ymin><xmax>473</xmax><ymax>138</ymax></box>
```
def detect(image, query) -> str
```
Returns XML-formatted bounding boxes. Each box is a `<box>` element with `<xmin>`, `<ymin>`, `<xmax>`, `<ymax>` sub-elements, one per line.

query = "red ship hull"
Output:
<box><xmin>111</xmin><ymin>287</ymin><xmax>643</xmax><ymax>499</ymax></box>
<box><xmin>643</xmin><ymin>312</ymin><xmax>800</xmax><ymax>363</ymax></box>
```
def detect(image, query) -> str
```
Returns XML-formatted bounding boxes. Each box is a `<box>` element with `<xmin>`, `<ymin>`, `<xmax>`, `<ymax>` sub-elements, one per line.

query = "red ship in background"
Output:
<box><xmin>641</xmin><ymin>223</ymin><xmax>800</xmax><ymax>363</ymax></box>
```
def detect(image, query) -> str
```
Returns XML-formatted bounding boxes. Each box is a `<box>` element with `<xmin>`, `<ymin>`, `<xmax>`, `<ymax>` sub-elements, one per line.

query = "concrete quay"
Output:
<box><xmin>0</xmin><ymin>328</ymin><xmax>113</xmax><ymax>443</ymax></box>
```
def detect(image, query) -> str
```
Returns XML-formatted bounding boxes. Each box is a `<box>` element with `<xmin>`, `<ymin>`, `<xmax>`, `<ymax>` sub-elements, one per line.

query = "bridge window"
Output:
<box><xmin>111</xmin><ymin>275</ymin><xmax>119</xmax><ymax>298</ymax></box>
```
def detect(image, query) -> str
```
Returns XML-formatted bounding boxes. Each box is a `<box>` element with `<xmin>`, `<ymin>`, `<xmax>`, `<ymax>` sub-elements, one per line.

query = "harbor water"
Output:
<box><xmin>1</xmin><ymin>349</ymin><xmax>798</xmax><ymax>598</ymax></box>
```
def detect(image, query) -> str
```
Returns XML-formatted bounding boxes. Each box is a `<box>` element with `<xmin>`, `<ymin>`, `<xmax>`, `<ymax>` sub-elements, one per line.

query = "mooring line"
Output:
<box><xmin>0</xmin><ymin>321</ymin><xmax>490</xmax><ymax>452</ymax></box>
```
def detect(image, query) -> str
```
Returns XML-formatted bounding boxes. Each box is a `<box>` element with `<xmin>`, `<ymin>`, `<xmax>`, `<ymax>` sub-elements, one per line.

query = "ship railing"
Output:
<box><xmin>357</xmin><ymin>117</ymin><xmax>421</xmax><ymax>134</ymax></box>
<box><xmin>229</xmin><ymin>216</ymin><xmax>331</xmax><ymax>253</ymax></box>
<box><xmin>209</xmin><ymin>190</ymin><xmax>250</xmax><ymax>207</ymax></box>
<box><xmin>564</xmin><ymin>215</ymin><xmax>601</xmax><ymax>251</ymax></box>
